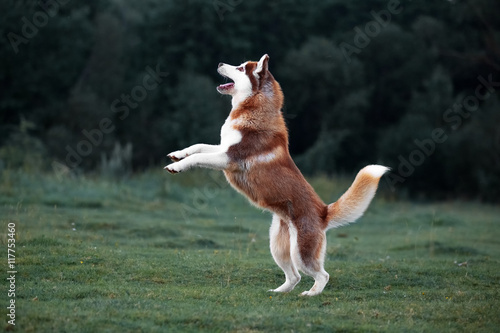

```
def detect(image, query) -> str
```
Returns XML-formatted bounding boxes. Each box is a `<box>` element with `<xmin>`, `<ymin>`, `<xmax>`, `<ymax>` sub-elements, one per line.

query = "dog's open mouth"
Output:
<box><xmin>217</xmin><ymin>82</ymin><xmax>234</xmax><ymax>92</ymax></box>
<box><xmin>216</xmin><ymin>65</ymin><xmax>234</xmax><ymax>93</ymax></box>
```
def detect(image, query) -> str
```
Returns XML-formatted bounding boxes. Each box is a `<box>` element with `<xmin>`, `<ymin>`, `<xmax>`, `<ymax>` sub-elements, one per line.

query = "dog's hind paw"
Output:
<box><xmin>299</xmin><ymin>289</ymin><xmax>323</xmax><ymax>297</ymax></box>
<box><xmin>268</xmin><ymin>283</ymin><xmax>297</xmax><ymax>293</ymax></box>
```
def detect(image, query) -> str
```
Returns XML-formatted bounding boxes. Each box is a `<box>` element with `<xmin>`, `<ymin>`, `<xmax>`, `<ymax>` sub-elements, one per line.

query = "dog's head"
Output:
<box><xmin>217</xmin><ymin>54</ymin><xmax>274</xmax><ymax>102</ymax></box>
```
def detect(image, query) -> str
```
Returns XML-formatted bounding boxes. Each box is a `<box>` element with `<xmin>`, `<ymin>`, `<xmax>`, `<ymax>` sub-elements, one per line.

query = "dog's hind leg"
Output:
<box><xmin>268</xmin><ymin>214</ymin><xmax>301</xmax><ymax>293</ymax></box>
<box><xmin>289</xmin><ymin>222</ymin><xmax>329</xmax><ymax>296</ymax></box>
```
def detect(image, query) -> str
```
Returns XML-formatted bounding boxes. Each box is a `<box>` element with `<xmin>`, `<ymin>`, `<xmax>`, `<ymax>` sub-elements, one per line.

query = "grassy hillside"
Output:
<box><xmin>1</xmin><ymin>170</ymin><xmax>499</xmax><ymax>332</ymax></box>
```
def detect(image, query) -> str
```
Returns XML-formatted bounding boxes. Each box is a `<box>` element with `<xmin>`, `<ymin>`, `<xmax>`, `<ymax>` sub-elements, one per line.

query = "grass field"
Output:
<box><xmin>1</xmin><ymin>169</ymin><xmax>499</xmax><ymax>332</ymax></box>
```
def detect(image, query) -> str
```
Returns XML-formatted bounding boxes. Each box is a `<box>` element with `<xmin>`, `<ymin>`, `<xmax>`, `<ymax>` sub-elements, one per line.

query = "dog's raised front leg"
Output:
<box><xmin>165</xmin><ymin>151</ymin><xmax>229</xmax><ymax>174</ymax></box>
<box><xmin>168</xmin><ymin>144</ymin><xmax>221</xmax><ymax>162</ymax></box>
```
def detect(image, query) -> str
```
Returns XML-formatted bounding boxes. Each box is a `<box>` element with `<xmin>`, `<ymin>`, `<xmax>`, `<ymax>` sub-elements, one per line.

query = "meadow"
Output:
<box><xmin>1</xmin><ymin>169</ymin><xmax>499</xmax><ymax>332</ymax></box>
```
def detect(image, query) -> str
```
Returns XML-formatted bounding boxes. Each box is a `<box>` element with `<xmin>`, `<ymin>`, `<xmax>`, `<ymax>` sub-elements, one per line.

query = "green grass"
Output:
<box><xmin>1</xmin><ymin>169</ymin><xmax>499</xmax><ymax>332</ymax></box>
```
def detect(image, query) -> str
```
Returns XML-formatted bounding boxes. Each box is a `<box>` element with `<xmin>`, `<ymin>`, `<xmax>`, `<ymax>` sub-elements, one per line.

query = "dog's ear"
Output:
<box><xmin>254</xmin><ymin>54</ymin><xmax>269</xmax><ymax>76</ymax></box>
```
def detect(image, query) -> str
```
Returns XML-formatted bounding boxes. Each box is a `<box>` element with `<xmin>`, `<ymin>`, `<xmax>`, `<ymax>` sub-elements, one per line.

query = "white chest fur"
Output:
<box><xmin>220</xmin><ymin>117</ymin><xmax>242</xmax><ymax>151</ymax></box>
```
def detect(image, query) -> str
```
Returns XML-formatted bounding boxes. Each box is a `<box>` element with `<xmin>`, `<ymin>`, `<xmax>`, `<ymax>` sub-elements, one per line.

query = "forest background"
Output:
<box><xmin>1</xmin><ymin>0</ymin><xmax>499</xmax><ymax>201</ymax></box>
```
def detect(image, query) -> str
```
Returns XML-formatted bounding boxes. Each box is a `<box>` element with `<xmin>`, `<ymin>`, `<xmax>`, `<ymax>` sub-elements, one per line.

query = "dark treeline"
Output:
<box><xmin>1</xmin><ymin>0</ymin><xmax>499</xmax><ymax>201</ymax></box>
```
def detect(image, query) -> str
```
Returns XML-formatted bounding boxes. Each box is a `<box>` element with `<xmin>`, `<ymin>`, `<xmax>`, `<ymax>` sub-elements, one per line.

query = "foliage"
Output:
<box><xmin>0</xmin><ymin>117</ymin><xmax>47</xmax><ymax>172</ymax></box>
<box><xmin>1</xmin><ymin>0</ymin><xmax>499</xmax><ymax>200</ymax></box>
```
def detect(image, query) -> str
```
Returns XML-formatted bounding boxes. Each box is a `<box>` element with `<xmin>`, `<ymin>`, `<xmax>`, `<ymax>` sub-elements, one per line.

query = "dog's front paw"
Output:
<box><xmin>167</xmin><ymin>150</ymin><xmax>188</xmax><ymax>162</ymax></box>
<box><xmin>164</xmin><ymin>162</ymin><xmax>183</xmax><ymax>174</ymax></box>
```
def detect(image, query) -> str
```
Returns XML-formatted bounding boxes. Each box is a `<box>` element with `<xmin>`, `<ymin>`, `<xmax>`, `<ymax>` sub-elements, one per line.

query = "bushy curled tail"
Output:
<box><xmin>326</xmin><ymin>165</ymin><xmax>389</xmax><ymax>229</ymax></box>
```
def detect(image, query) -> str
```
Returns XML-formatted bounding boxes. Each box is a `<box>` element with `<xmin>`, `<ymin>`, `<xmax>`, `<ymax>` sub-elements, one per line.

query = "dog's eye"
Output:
<box><xmin>236</xmin><ymin>66</ymin><xmax>244</xmax><ymax>72</ymax></box>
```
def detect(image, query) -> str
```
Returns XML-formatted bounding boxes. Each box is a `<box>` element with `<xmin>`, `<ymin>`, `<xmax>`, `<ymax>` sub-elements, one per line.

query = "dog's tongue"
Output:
<box><xmin>218</xmin><ymin>82</ymin><xmax>234</xmax><ymax>90</ymax></box>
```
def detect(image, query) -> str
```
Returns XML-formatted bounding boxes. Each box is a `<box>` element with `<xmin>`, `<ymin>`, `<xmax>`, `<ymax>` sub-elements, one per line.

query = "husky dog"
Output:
<box><xmin>166</xmin><ymin>54</ymin><xmax>388</xmax><ymax>296</ymax></box>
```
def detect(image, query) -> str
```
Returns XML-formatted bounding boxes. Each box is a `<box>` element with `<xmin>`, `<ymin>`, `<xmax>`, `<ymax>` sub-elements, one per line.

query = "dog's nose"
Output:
<box><xmin>218</xmin><ymin>63</ymin><xmax>224</xmax><ymax>68</ymax></box>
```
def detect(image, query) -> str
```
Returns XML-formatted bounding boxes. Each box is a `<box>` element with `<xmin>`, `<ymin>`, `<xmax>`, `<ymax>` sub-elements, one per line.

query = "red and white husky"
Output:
<box><xmin>165</xmin><ymin>54</ymin><xmax>388</xmax><ymax>296</ymax></box>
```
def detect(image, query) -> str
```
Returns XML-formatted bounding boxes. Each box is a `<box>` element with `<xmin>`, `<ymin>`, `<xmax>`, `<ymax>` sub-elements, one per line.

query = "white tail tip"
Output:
<box><xmin>362</xmin><ymin>165</ymin><xmax>390</xmax><ymax>178</ymax></box>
